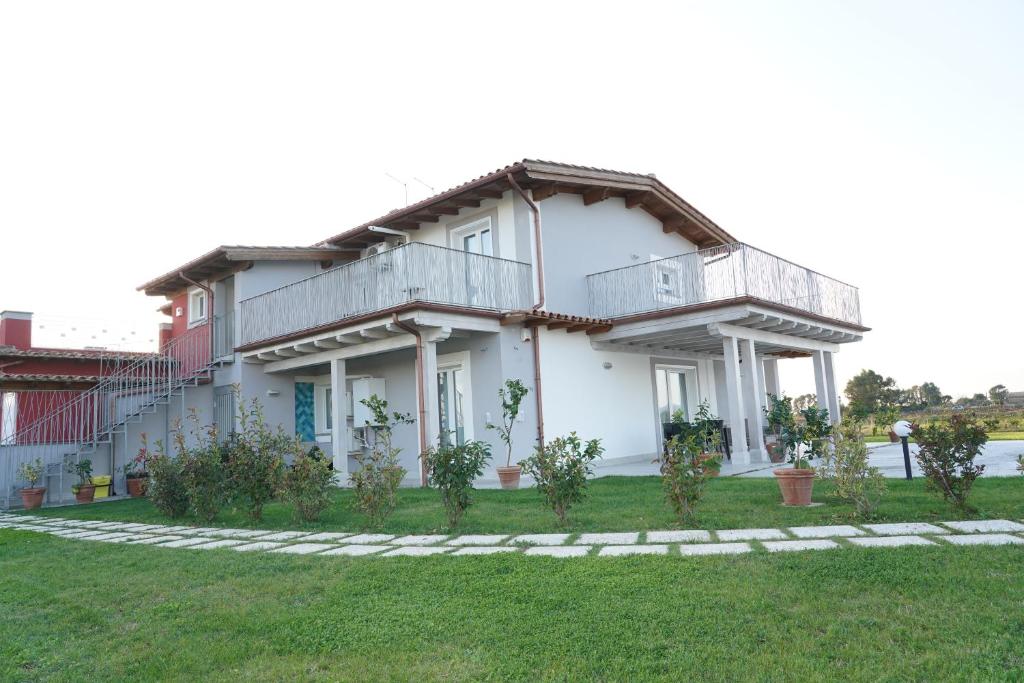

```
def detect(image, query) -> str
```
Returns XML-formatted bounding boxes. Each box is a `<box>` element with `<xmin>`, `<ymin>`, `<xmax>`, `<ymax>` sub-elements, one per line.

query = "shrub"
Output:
<box><xmin>147</xmin><ymin>439</ymin><xmax>189</xmax><ymax>518</ymax></box>
<box><xmin>177</xmin><ymin>412</ymin><xmax>228</xmax><ymax>522</ymax></box>
<box><xmin>225</xmin><ymin>396</ymin><xmax>287</xmax><ymax>521</ymax></box>
<box><xmin>349</xmin><ymin>395</ymin><xmax>410</xmax><ymax>526</ymax></box>
<box><xmin>425</xmin><ymin>440</ymin><xmax>492</xmax><ymax>528</ymax></box>
<box><xmin>64</xmin><ymin>456</ymin><xmax>93</xmax><ymax>493</ymax></box>
<box><xmin>281</xmin><ymin>448</ymin><xmax>335</xmax><ymax>522</ymax></box>
<box><xmin>486</xmin><ymin>379</ymin><xmax>529</xmax><ymax>467</ymax></box>
<box><xmin>912</xmin><ymin>413</ymin><xmax>987</xmax><ymax>511</ymax></box>
<box><xmin>660</xmin><ymin>432</ymin><xmax>718</xmax><ymax>522</ymax></box>
<box><xmin>819</xmin><ymin>420</ymin><xmax>886</xmax><ymax>518</ymax></box>
<box><xmin>520</xmin><ymin>433</ymin><xmax>603</xmax><ymax>524</ymax></box>
<box><xmin>16</xmin><ymin>459</ymin><xmax>44</xmax><ymax>489</ymax></box>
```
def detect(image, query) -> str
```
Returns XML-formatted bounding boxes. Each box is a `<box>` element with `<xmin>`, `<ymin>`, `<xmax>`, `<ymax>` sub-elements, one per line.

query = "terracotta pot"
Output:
<box><xmin>497</xmin><ymin>465</ymin><xmax>521</xmax><ymax>490</ymax></box>
<box><xmin>765</xmin><ymin>441</ymin><xmax>786</xmax><ymax>463</ymax></box>
<box><xmin>888</xmin><ymin>430</ymin><xmax>899</xmax><ymax>443</ymax></box>
<box><xmin>20</xmin><ymin>487</ymin><xmax>46</xmax><ymax>510</ymax></box>
<box><xmin>126</xmin><ymin>476</ymin><xmax>148</xmax><ymax>498</ymax></box>
<box><xmin>74</xmin><ymin>484</ymin><xmax>96</xmax><ymax>504</ymax></box>
<box><xmin>773</xmin><ymin>467</ymin><xmax>816</xmax><ymax>506</ymax></box>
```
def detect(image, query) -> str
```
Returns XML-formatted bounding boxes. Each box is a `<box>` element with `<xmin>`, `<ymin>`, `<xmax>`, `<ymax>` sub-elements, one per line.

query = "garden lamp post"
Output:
<box><xmin>893</xmin><ymin>419</ymin><xmax>914</xmax><ymax>480</ymax></box>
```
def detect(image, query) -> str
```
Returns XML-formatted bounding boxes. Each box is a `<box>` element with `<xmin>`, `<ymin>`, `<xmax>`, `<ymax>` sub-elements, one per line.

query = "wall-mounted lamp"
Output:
<box><xmin>266</xmin><ymin>389</ymin><xmax>280</xmax><ymax>397</ymax></box>
<box><xmin>602</xmin><ymin>361</ymin><xmax>613</xmax><ymax>370</ymax></box>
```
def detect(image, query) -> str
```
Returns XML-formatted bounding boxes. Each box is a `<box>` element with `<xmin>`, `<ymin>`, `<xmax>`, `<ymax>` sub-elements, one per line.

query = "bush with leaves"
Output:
<box><xmin>520</xmin><ymin>433</ymin><xmax>603</xmax><ymax>524</ymax></box>
<box><xmin>349</xmin><ymin>395</ymin><xmax>410</xmax><ymax>526</ymax></box>
<box><xmin>912</xmin><ymin>413</ymin><xmax>987</xmax><ymax>511</ymax></box>
<box><xmin>425</xmin><ymin>439</ymin><xmax>491</xmax><ymax>527</ymax></box>
<box><xmin>176</xmin><ymin>411</ymin><xmax>229</xmax><ymax>522</ymax></box>
<box><xmin>225</xmin><ymin>395</ymin><xmax>288</xmax><ymax>521</ymax></box>
<box><xmin>16</xmin><ymin>459</ymin><xmax>45</xmax><ymax>490</ymax></box>
<box><xmin>818</xmin><ymin>420</ymin><xmax>886</xmax><ymax>518</ymax></box>
<box><xmin>281</xmin><ymin>447</ymin><xmax>335</xmax><ymax>522</ymax></box>
<box><xmin>660</xmin><ymin>431</ymin><xmax>718</xmax><ymax>522</ymax></box>
<box><xmin>146</xmin><ymin>439</ymin><xmax>189</xmax><ymax>518</ymax></box>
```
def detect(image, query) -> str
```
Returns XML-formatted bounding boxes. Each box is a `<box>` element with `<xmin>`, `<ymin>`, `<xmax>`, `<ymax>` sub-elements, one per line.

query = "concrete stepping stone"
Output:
<box><xmin>128</xmin><ymin>535</ymin><xmax>184</xmax><ymax>545</ymax></box>
<box><xmin>74</xmin><ymin>521</ymin><xmax>108</xmax><ymax>528</ymax></box>
<box><xmin>322</xmin><ymin>544</ymin><xmax>392</xmax><ymax>556</ymax></box>
<box><xmin>848</xmin><ymin>535</ymin><xmax>936</xmax><ymax>548</ymax></box>
<box><xmin>112</xmin><ymin>523</ymin><xmax>155</xmax><ymax>531</ymax></box>
<box><xmin>646</xmin><ymin>530</ymin><xmax>711</xmax><ymax>543</ymax></box>
<box><xmin>160</xmin><ymin>526</ymin><xmax>194</xmax><ymax>533</ymax></box>
<box><xmin>942</xmin><ymin>520</ymin><xmax>1024</xmax><ymax>533</ymax></box>
<box><xmin>762</xmin><ymin>540</ymin><xmax>840</xmax><ymax>552</ymax></box>
<box><xmin>174</xmin><ymin>527</ymin><xmax>222</xmax><ymax>536</ymax></box>
<box><xmin>48</xmin><ymin>528</ymin><xmax>92</xmax><ymax>537</ymax></box>
<box><xmin>86</xmin><ymin>532</ymin><xmax>137</xmax><ymax>542</ymax></box>
<box><xmin>205</xmin><ymin>528</ymin><xmax>272</xmax><ymax>539</ymax></box>
<box><xmin>251</xmin><ymin>531</ymin><xmax>311</xmax><ymax>541</ymax></box>
<box><xmin>271</xmin><ymin>543</ymin><xmax>335</xmax><ymax>555</ymax></box>
<box><xmin>193</xmin><ymin>539</ymin><xmax>249</xmax><ymax>550</ymax></box>
<box><xmin>678</xmin><ymin>543</ymin><xmax>752</xmax><ymax>556</ymax></box>
<box><xmin>524</xmin><ymin>545</ymin><xmax>591</xmax><ymax>557</ymax></box>
<box><xmin>7</xmin><ymin>524</ymin><xmax>53</xmax><ymax>531</ymax></box>
<box><xmin>98</xmin><ymin>533</ymin><xmax>155</xmax><ymax>543</ymax></box>
<box><xmin>510</xmin><ymin>533</ymin><xmax>571</xmax><ymax>546</ymax></box>
<box><xmin>716</xmin><ymin>528</ymin><xmax>788</xmax><ymax>542</ymax></box>
<box><xmin>577</xmin><ymin>532</ymin><xmax>639</xmax><ymax>545</ymax></box>
<box><xmin>942</xmin><ymin>533</ymin><xmax>1024</xmax><ymax>546</ymax></box>
<box><xmin>788</xmin><ymin>525</ymin><xmax>865</xmax><ymax>538</ymax></box>
<box><xmin>299</xmin><ymin>532</ymin><xmax>353</xmax><ymax>543</ymax></box>
<box><xmin>381</xmin><ymin>546</ymin><xmax>453</xmax><ymax>556</ymax></box>
<box><xmin>58</xmin><ymin>530</ymin><xmax>111</xmax><ymax>539</ymax></box>
<box><xmin>451</xmin><ymin>546</ymin><xmax>520</xmax><ymax>555</ymax></box>
<box><xmin>391</xmin><ymin>535</ymin><xmax>449</xmax><ymax>546</ymax></box>
<box><xmin>91</xmin><ymin>522</ymin><xmax>131</xmax><ymax>530</ymax></box>
<box><xmin>598</xmin><ymin>544</ymin><xmax>668</xmax><ymax>556</ymax></box>
<box><xmin>862</xmin><ymin>523</ymin><xmax>949</xmax><ymax>536</ymax></box>
<box><xmin>343</xmin><ymin>533</ymin><xmax>395</xmax><ymax>544</ymax></box>
<box><xmin>158</xmin><ymin>537</ymin><xmax>218</xmax><ymax>548</ymax></box>
<box><xmin>232</xmin><ymin>542</ymin><xmax>287</xmax><ymax>552</ymax></box>
<box><xmin>447</xmin><ymin>535</ymin><xmax>509</xmax><ymax>546</ymax></box>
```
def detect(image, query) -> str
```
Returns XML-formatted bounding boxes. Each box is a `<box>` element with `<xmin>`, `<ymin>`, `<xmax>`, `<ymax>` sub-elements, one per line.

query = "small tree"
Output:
<box><xmin>425</xmin><ymin>440</ymin><xmax>492</xmax><ymax>527</ymax></box>
<box><xmin>486</xmin><ymin>379</ymin><xmax>529</xmax><ymax>467</ymax></box>
<box><xmin>988</xmin><ymin>384</ymin><xmax>1009</xmax><ymax>407</ymax></box>
<box><xmin>349</xmin><ymin>395</ymin><xmax>411</xmax><ymax>526</ymax></box>
<box><xmin>519</xmin><ymin>433</ymin><xmax>603</xmax><ymax>524</ymax></box>
<box><xmin>63</xmin><ymin>456</ymin><xmax>93</xmax><ymax>493</ymax></box>
<box><xmin>819</xmin><ymin>420</ymin><xmax>886</xmax><ymax>518</ymax></box>
<box><xmin>660</xmin><ymin>431</ymin><xmax>718</xmax><ymax>522</ymax></box>
<box><xmin>912</xmin><ymin>413</ymin><xmax>987</xmax><ymax>511</ymax></box>
<box><xmin>280</xmin><ymin>447</ymin><xmax>335</xmax><ymax>523</ymax></box>
<box><xmin>226</xmin><ymin>395</ymin><xmax>287</xmax><ymax>521</ymax></box>
<box><xmin>16</xmin><ymin>459</ymin><xmax>45</xmax><ymax>490</ymax></box>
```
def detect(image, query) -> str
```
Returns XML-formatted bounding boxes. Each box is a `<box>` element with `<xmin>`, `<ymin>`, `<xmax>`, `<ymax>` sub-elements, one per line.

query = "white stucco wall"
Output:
<box><xmin>403</xmin><ymin>194</ymin><xmax>520</xmax><ymax>262</ymax></box>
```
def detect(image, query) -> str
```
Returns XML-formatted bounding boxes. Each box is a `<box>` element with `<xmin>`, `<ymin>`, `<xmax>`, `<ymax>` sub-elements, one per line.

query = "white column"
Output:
<box><xmin>763</xmin><ymin>358</ymin><xmax>781</xmax><ymax>399</ymax></box>
<box><xmin>812</xmin><ymin>350</ymin><xmax>828</xmax><ymax>413</ymax></box>
<box><xmin>823</xmin><ymin>351</ymin><xmax>841</xmax><ymax>423</ymax></box>
<box><xmin>330</xmin><ymin>358</ymin><xmax>348</xmax><ymax>481</ymax></box>
<box><xmin>721</xmin><ymin>336</ymin><xmax>749</xmax><ymax>465</ymax></box>
<box><xmin>740</xmin><ymin>339</ymin><xmax>767</xmax><ymax>462</ymax></box>
<box><xmin>420</xmin><ymin>339</ymin><xmax>440</xmax><ymax>486</ymax></box>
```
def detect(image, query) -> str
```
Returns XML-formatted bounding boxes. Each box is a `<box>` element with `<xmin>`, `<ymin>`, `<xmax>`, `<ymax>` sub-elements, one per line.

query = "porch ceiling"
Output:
<box><xmin>589</xmin><ymin>303</ymin><xmax>864</xmax><ymax>358</ymax></box>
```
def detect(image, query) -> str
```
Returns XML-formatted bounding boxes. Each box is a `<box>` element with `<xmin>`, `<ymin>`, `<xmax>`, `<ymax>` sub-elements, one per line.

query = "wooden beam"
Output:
<box><xmin>476</xmin><ymin>188</ymin><xmax>504</xmax><ymax>199</ymax></box>
<box><xmin>452</xmin><ymin>198</ymin><xmax>482</xmax><ymax>208</ymax></box>
<box><xmin>662</xmin><ymin>219</ymin><xmax>687</xmax><ymax>234</ymax></box>
<box><xmin>545</xmin><ymin>321</ymin><xmax>572</xmax><ymax>330</ymax></box>
<box><xmin>532</xmin><ymin>184</ymin><xmax>559</xmax><ymax>201</ymax></box>
<box><xmin>391</xmin><ymin>221</ymin><xmax>422</xmax><ymax>230</ymax></box>
<box><xmin>428</xmin><ymin>206</ymin><xmax>460</xmax><ymax>216</ymax></box>
<box><xmin>582</xmin><ymin>187</ymin><xmax>611</xmax><ymax>206</ymax></box>
<box><xmin>407</xmin><ymin>214</ymin><xmax>440</xmax><ymax>223</ymax></box>
<box><xmin>625</xmin><ymin>191</ymin><xmax>650</xmax><ymax>209</ymax></box>
<box><xmin>566</xmin><ymin>324</ymin><xmax>591</xmax><ymax>333</ymax></box>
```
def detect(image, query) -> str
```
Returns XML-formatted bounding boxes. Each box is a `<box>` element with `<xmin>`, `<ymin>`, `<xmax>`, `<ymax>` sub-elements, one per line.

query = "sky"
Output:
<box><xmin>1</xmin><ymin>0</ymin><xmax>1021</xmax><ymax>400</ymax></box>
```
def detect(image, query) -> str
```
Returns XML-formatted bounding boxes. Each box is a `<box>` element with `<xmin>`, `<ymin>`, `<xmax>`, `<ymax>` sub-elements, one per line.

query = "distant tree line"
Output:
<box><xmin>843</xmin><ymin>370</ymin><xmax>1012</xmax><ymax>418</ymax></box>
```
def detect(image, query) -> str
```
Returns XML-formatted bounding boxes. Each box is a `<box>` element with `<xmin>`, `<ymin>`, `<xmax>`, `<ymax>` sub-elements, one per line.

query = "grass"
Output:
<box><xmin>865</xmin><ymin>431</ymin><xmax>1024</xmax><ymax>442</ymax></box>
<box><xmin>1</xmin><ymin>529</ymin><xmax>1022</xmax><ymax>681</ymax></box>
<box><xmin>20</xmin><ymin>476</ymin><xmax>1024</xmax><ymax>534</ymax></box>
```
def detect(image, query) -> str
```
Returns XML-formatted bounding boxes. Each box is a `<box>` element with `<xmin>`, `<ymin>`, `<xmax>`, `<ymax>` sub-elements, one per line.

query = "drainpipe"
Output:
<box><xmin>506</xmin><ymin>173</ymin><xmax>546</xmax><ymax>449</ymax></box>
<box><xmin>391</xmin><ymin>313</ymin><xmax>428</xmax><ymax>486</ymax></box>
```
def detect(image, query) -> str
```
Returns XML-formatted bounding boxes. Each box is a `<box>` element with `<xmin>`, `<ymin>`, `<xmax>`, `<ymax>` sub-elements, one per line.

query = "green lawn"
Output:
<box><xmin>865</xmin><ymin>431</ymin><xmax>1024</xmax><ymax>442</ymax></box>
<box><xmin>1</xmin><ymin>529</ymin><xmax>1022</xmax><ymax>681</ymax></box>
<box><xmin>20</xmin><ymin>476</ymin><xmax>1024</xmax><ymax>534</ymax></box>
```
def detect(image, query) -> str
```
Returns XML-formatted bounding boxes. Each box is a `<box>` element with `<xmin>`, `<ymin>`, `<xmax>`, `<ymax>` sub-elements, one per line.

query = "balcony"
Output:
<box><xmin>586</xmin><ymin>243</ymin><xmax>862</xmax><ymax>326</ymax></box>
<box><xmin>239</xmin><ymin>242</ymin><xmax>534</xmax><ymax>347</ymax></box>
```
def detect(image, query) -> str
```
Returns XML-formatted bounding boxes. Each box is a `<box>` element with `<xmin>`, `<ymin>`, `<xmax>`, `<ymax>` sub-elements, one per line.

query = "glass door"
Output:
<box><xmin>437</xmin><ymin>366</ymin><xmax>467</xmax><ymax>446</ymax></box>
<box><xmin>655</xmin><ymin>365</ymin><xmax>699</xmax><ymax>438</ymax></box>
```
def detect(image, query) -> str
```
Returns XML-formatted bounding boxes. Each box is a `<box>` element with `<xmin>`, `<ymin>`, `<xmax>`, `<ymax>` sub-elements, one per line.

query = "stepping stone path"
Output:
<box><xmin>3</xmin><ymin>513</ymin><xmax>1024</xmax><ymax>559</ymax></box>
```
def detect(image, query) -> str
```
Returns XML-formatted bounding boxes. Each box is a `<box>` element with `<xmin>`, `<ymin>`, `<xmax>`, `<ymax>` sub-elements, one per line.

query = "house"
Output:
<box><xmin>1</xmin><ymin>160</ymin><xmax>866</xmax><ymax>507</ymax></box>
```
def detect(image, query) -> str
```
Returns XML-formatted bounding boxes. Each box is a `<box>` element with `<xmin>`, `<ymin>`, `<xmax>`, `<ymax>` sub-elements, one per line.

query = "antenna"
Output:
<box><xmin>384</xmin><ymin>172</ymin><xmax>408</xmax><ymax>206</ymax></box>
<box><xmin>413</xmin><ymin>177</ymin><xmax>435</xmax><ymax>195</ymax></box>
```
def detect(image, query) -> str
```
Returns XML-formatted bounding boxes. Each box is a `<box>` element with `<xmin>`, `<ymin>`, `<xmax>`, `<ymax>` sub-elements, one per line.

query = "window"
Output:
<box><xmin>655</xmin><ymin>364</ymin><xmax>699</xmax><ymax>426</ymax></box>
<box><xmin>650</xmin><ymin>255</ymin><xmax>683</xmax><ymax>305</ymax></box>
<box><xmin>1</xmin><ymin>392</ymin><xmax>16</xmax><ymax>445</ymax></box>
<box><xmin>188</xmin><ymin>288</ymin><xmax>207</xmax><ymax>326</ymax></box>
<box><xmin>453</xmin><ymin>216</ymin><xmax>494</xmax><ymax>257</ymax></box>
<box><xmin>436</xmin><ymin>352</ymin><xmax>474</xmax><ymax>446</ymax></box>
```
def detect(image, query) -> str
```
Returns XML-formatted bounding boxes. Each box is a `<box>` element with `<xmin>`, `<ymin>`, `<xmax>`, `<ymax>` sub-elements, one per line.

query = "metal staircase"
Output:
<box><xmin>1</xmin><ymin>316</ymin><xmax>233</xmax><ymax>508</ymax></box>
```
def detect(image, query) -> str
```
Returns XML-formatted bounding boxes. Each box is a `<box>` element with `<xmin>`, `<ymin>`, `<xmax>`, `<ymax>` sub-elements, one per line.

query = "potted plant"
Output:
<box><xmin>773</xmin><ymin>406</ymin><xmax>832</xmax><ymax>506</ymax></box>
<box><xmin>16</xmin><ymin>459</ymin><xmax>46</xmax><ymax>509</ymax></box>
<box><xmin>65</xmin><ymin>456</ymin><xmax>96</xmax><ymax>504</ymax></box>
<box><xmin>671</xmin><ymin>401</ymin><xmax>724</xmax><ymax>476</ymax></box>
<box><xmin>487</xmin><ymin>378</ymin><xmax>529</xmax><ymax>490</ymax></box>
<box><xmin>763</xmin><ymin>394</ymin><xmax>795</xmax><ymax>463</ymax></box>
<box><xmin>122</xmin><ymin>435</ymin><xmax>152</xmax><ymax>498</ymax></box>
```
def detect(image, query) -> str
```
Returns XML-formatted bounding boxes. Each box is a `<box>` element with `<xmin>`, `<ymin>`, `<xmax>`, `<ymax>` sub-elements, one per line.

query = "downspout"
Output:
<box><xmin>391</xmin><ymin>313</ymin><xmax>428</xmax><ymax>486</ymax></box>
<box><xmin>506</xmin><ymin>173</ymin><xmax>546</xmax><ymax>449</ymax></box>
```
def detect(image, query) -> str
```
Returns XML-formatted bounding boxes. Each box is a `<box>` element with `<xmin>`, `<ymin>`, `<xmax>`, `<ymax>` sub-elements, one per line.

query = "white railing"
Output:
<box><xmin>0</xmin><ymin>320</ymin><xmax>224</xmax><ymax>508</ymax></box>
<box><xmin>586</xmin><ymin>243</ymin><xmax>862</xmax><ymax>325</ymax></box>
<box><xmin>239</xmin><ymin>242</ymin><xmax>534</xmax><ymax>346</ymax></box>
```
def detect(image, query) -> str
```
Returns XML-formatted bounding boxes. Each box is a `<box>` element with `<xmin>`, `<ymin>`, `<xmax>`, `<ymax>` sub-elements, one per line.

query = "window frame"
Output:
<box><xmin>449</xmin><ymin>215</ymin><xmax>497</xmax><ymax>258</ymax></box>
<box><xmin>187</xmin><ymin>287</ymin><xmax>208</xmax><ymax>327</ymax></box>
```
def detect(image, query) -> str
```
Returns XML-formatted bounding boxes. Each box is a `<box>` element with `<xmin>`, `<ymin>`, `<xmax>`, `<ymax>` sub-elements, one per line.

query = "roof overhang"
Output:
<box><xmin>138</xmin><ymin>246</ymin><xmax>361</xmax><ymax>297</ymax></box>
<box><xmin>319</xmin><ymin>159</ymin><xmax>736</xmax><ymax>249</ymax></box>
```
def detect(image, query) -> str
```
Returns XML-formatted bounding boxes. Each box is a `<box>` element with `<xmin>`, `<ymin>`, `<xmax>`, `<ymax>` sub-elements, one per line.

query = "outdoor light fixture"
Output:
<box><xmin>266</xmin><ymin>389</ymin><xmax>280</xmax><ymax>397</ymax></box>
<box><xmin>602</xmin><ymin>361</ymin><xmax>613</xmax><ymax>369</ymax></box>
<box><xmin>893</xmin><ymin>419</ymin><xmax>914</xmax><ymax>479</ymax></box>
